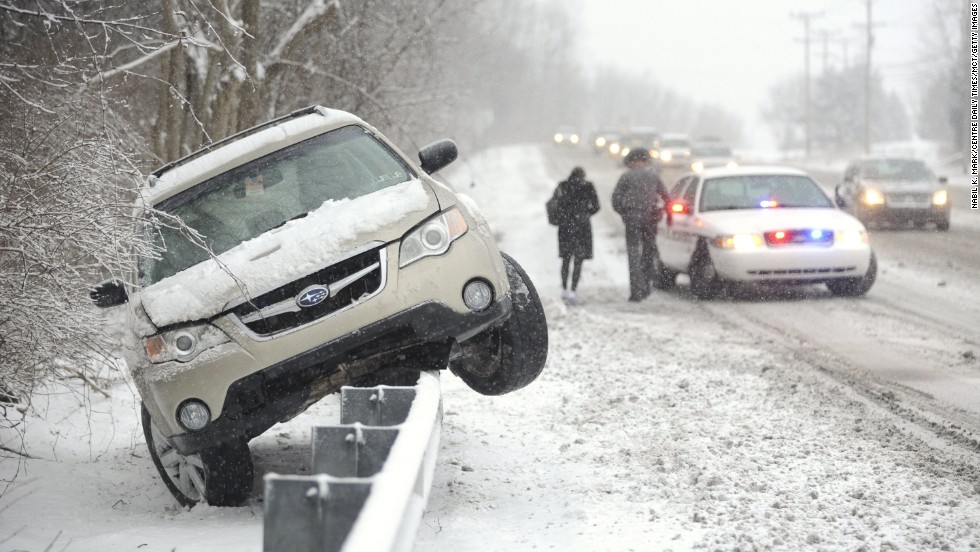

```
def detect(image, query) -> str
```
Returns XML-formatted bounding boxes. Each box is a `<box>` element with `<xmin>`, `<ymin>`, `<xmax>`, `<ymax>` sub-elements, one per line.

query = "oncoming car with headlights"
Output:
<box><xmin>653</xmin><ymin>167</ymin><xmax>876</xmax><ymax>300</ymax></box>
<box><xmin>834</xmin><ymin>157</ymin><xmax>950</xmax><ymax>231</ymax></box>
<box><xmin>90</xmin><ymin>106</ymin><xmax>548</xmax><ymax>507</ymax></box>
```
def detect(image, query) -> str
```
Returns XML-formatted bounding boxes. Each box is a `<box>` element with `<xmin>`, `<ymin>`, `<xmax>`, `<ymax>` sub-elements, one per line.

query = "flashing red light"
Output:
<box><xmin>670</xmin><ymin>202</ymin><xmax>689</xmax><ymax>214</ymax></box>
<box><xmin>773</xmin><ymin>230</ymin><xmax>787</xmax><ymax>241</ymax></box>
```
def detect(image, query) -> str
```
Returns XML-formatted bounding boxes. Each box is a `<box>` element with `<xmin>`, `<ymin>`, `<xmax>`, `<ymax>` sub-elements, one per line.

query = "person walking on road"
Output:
<box><xmin>612</xmin><ymin>149</ymin><xmax>671</xmax><ymax>302</ymax></box>
<box><xmin>551</xmin><ymin>166</ymin><xmax>600</xmax><ymax>304</ymax></box>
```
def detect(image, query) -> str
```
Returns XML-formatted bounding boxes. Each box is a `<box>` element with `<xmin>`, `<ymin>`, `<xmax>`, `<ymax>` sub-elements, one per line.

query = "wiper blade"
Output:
<box><xmin>270</xmin><ymin>212</ymin><xmax>308</xmax><ymax>230</ymax></box>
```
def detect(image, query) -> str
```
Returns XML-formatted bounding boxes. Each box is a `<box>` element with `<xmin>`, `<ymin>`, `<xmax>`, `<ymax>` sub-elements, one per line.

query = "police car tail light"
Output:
<box><xmin>144</xmin><ymin>324</ymin><xmax>231</xmax><ymax>364</ymax></box>
<box><xmin>399</xmin><ymin>208</ymin><xmax>468</xmax><ymax>267</ymax></box>
<box><xmin>669</xmin><ymin>202</ymin><xmax>689</xmax><ymax>215</ymax></box>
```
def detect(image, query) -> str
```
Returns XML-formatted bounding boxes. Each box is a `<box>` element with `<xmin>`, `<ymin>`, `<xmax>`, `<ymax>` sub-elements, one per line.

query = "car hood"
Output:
<box><xmin>698</xmin><ymin>208</ymin><xmax>865</xmax><ymax>234</ymax></box>
<box><xmin>860</xmin><ymin>179</ymin><xmax>938</xmax><ymax>192</ymax></box>
<box><xmin>138</xmin><ymin>179</ymin><xmax>438</xmax><ymax>328</ymax></box>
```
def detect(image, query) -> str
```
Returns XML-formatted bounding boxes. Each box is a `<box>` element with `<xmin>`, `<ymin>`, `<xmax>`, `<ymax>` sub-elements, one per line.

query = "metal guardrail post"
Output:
<box><xmin>263</xmin><ymin>371</ymin><xmax>442</xmax><ymax>552</ymax></box>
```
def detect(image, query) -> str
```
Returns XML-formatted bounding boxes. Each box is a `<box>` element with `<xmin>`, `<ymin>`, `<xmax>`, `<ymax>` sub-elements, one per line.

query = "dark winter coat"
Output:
<box><xmin>552</xmin><ymin>176</ymin><xmax>600</xmax><ymax>259</ymax></box>
<box><xmin>611</xmin><ymin>167</ymin><xmax>671</xmax><ymax>226</ymax></box>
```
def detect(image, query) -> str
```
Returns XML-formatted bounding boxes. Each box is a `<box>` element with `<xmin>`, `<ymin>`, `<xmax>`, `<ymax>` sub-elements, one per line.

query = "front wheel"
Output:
<box><xmin>826</xmin><ymin>252</ymin><xmax>877</xmax><ymax>297</ymax></box>
<box><xmin>689</xmin><ymin>244</ymin><xmax>724</xmax><ymax>300</ymax></box>
<box><xmin>936</xmin><ymin>218</ymin><xmax>950</xmax><ymax>232</ymax></box>
<box><xmin>142</xmin><ymin>404</ymin><xmax>254</xmax><ymax>507</ymax></box>
<box><xmin>449</xmin><ymin>253</ymin><xmax>548</xmax><ymax>395</ymax></box>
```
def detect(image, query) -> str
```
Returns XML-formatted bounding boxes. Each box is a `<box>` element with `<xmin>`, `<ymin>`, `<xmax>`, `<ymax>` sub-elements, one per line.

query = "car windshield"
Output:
<box><xmin>140</xmin><ymin>125</ymin><xmax>412</xmax><ymax>285</ymax></box>
<box><xmin>700</xmin><ymin>174</ymin><xmax>833</xmax><ymax>212</ymax></box>
<box><xmin>859</xmin><ymin>159</ymin><xmax>934</xmax><ymax>181</ymax></box>
<box><xmin>693</xmin><ymin>145</ymin><xmax>732</xmax><ymax>157</ymax></box>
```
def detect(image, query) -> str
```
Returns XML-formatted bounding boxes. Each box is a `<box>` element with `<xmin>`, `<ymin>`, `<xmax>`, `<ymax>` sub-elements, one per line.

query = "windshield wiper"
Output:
<box><xmin>270</xmin><ymin>212</ymin><xmax>308</xmax><ymax>230</ymax></box>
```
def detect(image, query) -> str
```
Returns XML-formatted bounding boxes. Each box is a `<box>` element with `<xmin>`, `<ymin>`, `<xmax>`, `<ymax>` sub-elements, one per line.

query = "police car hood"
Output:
<box><xmin>699</xmin><ymin>207</ymin><xmax>866</xmax><ymax>234</ymax></box>
<box><xmin>139</xmin><ymin>179</ymin><xmax>437</xmax><ymax>328</ymax></box>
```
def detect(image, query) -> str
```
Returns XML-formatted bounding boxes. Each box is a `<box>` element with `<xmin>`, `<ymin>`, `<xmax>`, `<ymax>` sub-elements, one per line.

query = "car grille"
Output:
<box><xmin>230</xmin><ymin>245</ymin><xmax>387</xmax><ymax>337</ymax></box>
<box><xmin>747</xmin><ymin>266</ymin><xmax>856</xmax><ymax>276</ymax></box>
<box><xmin>885</xmin><ymin>192</ymin><xmax>931</xmax><ymax>207</ymax></box>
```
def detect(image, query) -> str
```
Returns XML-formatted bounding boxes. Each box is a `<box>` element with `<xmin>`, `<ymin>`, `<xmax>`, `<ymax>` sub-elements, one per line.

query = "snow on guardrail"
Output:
<box><xmin>263</xmin><ymin>370</ymin><xmax>442</xmax><ymax>552</ymax></box>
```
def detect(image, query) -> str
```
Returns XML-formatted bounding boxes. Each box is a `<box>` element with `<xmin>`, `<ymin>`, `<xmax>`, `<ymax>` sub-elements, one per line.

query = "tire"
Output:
<box><xmin>688</xmin><ymin>243</ymin><xmax>724</xmax><ymax>300</ymax></box>
<box><xmin>936</xmin><ymin>219</ymin><xmax>950</xmax><ymax>232</ymax></box>
<box><xmin>826</xmin><ymin>251</ymin><xmax>877</xmax><ymax>297</ymax></box>
<box><xmin>142</xmin><ymin>403</ymin><xmax>253</xmax><ymax>507</ymax></box>
<box><xmin>449</xmin><ymin>252</ymin><xmax>548</xmax><ymax>395</ymax></box>
<box><xmin>651</xmin><ymin>248</ymin><xmax>677</xmax><ymax>290</ymax></box>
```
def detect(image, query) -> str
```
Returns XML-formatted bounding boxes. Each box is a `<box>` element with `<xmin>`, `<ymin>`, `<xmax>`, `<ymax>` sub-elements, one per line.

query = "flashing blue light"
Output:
<box><xmin>760</xmin><ymin>199</ymin><xmax>778</xmax><ymax>208</ymax></box>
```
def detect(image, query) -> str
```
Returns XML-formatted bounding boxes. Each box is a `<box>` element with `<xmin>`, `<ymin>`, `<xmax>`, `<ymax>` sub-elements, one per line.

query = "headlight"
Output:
<box><xmin>399</xmin><ymin>207</ymin><xmax>468</xmax><ymax>267</ymax></box>
<box><xmin>835</xmin><ymin>229</ymin><xmax>869</xmax><ymax>246</ymax></box>
<box><xmin>862</xmin><ymin>189</ymin><xmax>885</xmax><ymax>205</ymax></box>
<box><xmin>570</xmin><ymin>134</ymin><xmax>579</xmax><ymax>144</ymax></box>
<box><xmin>661</xmin><ymin>151</ymin><xmax>672</xmax><ymax>162</ymax></box>
<box><xmin>691</xmin><ymin>161</ymin><xmax>704</xmax><ymax>172</ymax></box>
<box><xmin>609</xmin><ymin>143</ymin><xmax>621</xmax><ymax>155</ymax></box>
<box><xmin>553</xmin><ymin>134</ymin><xmax>563</xmax><ymax>143</ymax></box>
<box><xmin>144</xmin><ymin>324</ymin><xmax>231</xmax><ymax>364</ymax></box>
<box><xmin>932</xmin><ymin>189</ymin><xmax>948</xmax><ymax>206</ymax></box>
<box><xmin>620</xmin><ymin>147</ymin><xmax>630</xmax><ymax>157</ymax></box>
<box><xmin>595</xmin><ymin>137</ymin><xmax>606</xmax><ymax>147</ymax></box>
<box><xmin>713</xmin><ymin>234</ymin><xmax>764</xmax><ymax>250</ymax></box>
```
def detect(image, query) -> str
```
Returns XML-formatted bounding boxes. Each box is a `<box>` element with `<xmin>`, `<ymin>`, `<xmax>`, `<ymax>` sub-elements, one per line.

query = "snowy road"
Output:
<box><xmin>1</xmin><ymin>143</ymin><xmax>979</xmax><ymax>551</ymax></box>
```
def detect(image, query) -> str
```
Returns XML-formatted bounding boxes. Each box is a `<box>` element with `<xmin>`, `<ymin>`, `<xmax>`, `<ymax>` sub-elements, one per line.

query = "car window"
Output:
<box><xmin>681</xmin><ymin>178</ymin><xmax>698</xmax><ymax>205</ymax></box>
<box><xmin>671</xmin><ymin>176</ymin><xmax>694</xmax><ymax>199</ymax></box>
<box><xmin>699</xmin><ymin>175</ymin><xmax>833</xmax><ymax>212</ymax></box>
<box><xmin>858</xmin><ymin>159</ymin><xmax>933</xmax><ymax>181</ymax></box>
<box><xmin>141</xmin><ymin>125</ymin><xmax>412</xmax><ymax>285</ymax></box>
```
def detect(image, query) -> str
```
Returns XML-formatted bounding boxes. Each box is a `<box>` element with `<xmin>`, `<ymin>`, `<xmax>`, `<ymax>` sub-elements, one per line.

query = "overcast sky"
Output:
<box><xmin>573</xmin><ymin>0</ymin><xmax>931</xmax><ymax>148</ymax></box>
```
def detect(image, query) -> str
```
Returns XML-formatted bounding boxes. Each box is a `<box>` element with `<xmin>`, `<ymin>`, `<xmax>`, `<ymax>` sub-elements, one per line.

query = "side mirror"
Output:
<box><xmin>834</xmin><ymin>185</ymin><xmax>847</xmax><ymax>208</ymax></box>
<box><xmin>418</xmin><ymin>139</ymin><xmax>458</xmax><ymax>174</ymax></box>
<box><xmin>938</xmin><ymin>175</ymin><xmax>948</xmax><ymax>184</ymax></box>
<box><xmin>91</xmin><ymin>279</ymin><xmax>128</xmax><ymax>308</ymax></box>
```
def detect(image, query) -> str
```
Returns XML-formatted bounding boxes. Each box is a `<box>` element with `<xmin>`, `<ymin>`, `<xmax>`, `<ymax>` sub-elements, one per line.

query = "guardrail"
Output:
<box><xmin>263</xmin><ymin>370</ymin><xmax>442</xmax><ymax>552</ymax></box>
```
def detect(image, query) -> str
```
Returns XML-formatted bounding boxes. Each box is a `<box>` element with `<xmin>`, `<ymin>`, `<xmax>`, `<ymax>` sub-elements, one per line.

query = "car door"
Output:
<box><xmin>657</xmin><ymin>175</ymin><xmax>697</xmax><ymax>270</ymax></box>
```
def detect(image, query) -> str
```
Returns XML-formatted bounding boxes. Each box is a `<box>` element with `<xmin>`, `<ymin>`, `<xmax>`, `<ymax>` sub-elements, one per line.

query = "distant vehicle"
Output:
<box><xmin>590</xmin><ymin>128</ymin><xmax>620</xmax><ymax>155</ymax></box>
<box><xmin>834</xmin><ymin>157</ymin><xmax>950</xmax><ymax>231</ymax></box>
<box><xmin>553</xmin><ymin>126</ymin><xmax>581</xmax><ymax>146</ymax></box>
<box><xmin>91</xmin><ymin>105</ymin><xmax>548</xmax><ymax>507</ymax></box>
<box><xmin>690</xmin><ymin>143</ymin><xmax>738</xmax><ymax>172</ymax></box>
<box><xmin>612</xmin><ymin>127</ymin><xmax>660</xmax><ymax>160</ymax></box>
<box><xmin>652</xmin><ymin>133</ymin><xmax>693</xmax><ymax>169</ymax></box>
<box><xmin>654</xmin><ymin>166</ymin><xmax>876</xmax><ymax>300</ymax></box>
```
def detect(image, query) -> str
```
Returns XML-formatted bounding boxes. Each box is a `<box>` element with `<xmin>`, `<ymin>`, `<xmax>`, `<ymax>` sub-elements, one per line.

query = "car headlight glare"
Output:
<box><xmin>862</xmin><ymin>189</ymin><xmax>885</xmax><ymax>205</ymax></box>
<box><xmin>553</xmin><ymin>133</ymin><xmax>563</xmax><ymax>143</ymax></box>
<box><xmin>835</xmin><ymin>229</ymin><xmax>869</xmax><ymax>246</ymax></box>
<box><xmin>691</xmin><ymin>161</ymin><xmax>704</xmax><ymax>172</ymax></box>
<box><xmin>570</xmin><ymin>134</ymin><xmax>579</xmax><ymax>144</ymax></box>
<box><xmin>399</xmin><ymin>207</ymin><xmax>468</xmax><ymax>267</ymax></box>
<box><xmin>661</xmin><ymin>151</ymin><xmax>673</xmax><ymax>162</ymax></box>
<box><xmin>595</xmin><ymin>137</ymin><xmax>606</xmax><ymax>147</ymax></box>
<box><xmin>609</xmin><ymin>143</ymin><xmax>621</xmax><ymax>155</ymax></box>
<box><xmin>144</xmin><ymin>324</ymin><xmax>231</xmax><ymax>364</ymax></box>
<box><xmin>713</xmin><ymin>234</ymin><xmax>764</xmax><ymax>250</ymax></box>
<box><xmin>932</xmin><ymin>190</ymin><xmax>948</xmax><ymax>206</ymax></box>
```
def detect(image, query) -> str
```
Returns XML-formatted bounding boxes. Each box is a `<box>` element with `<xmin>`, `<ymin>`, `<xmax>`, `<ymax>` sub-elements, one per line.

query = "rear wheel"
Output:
<box><xmin>651</xmin><ymin>249</ymin><xmax>677</xmax><ymax>290</ymax></box>
<box><xmin>689</xmin><ymin>243</ymin><xmax>724</xmax><ymax>300</ymax></box>
<box><xmin>449</xmin><ymin>253</ymin><xmax>548</xmax><ymax>395</ymax></box>
<box><xmin>826</xmin><ymin>252</ymin><xmax>877</xmax><ymax>297</ymax></box>
<box><xmin>142</xmin><ymin>404</ymin><xmax>253</xmax><ymax>507</ymax></box>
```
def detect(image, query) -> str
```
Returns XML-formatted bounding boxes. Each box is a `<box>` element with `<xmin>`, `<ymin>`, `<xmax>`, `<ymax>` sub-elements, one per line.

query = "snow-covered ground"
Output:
<box><xmin>1</xmin><ymin>143</ymin><xmax>978</xmax><ymax>551</ymax></box>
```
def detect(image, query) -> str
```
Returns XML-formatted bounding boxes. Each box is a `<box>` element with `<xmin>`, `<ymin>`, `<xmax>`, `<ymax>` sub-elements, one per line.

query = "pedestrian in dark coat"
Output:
<box><xmin>612</xmin><ymin>149</ymin><xmax>671</xmax><ymax>302</ymax></box>
<box><xmin>551</xmin><ymin>166</ymin><xmax>600</xmax><ymax>303</ymax></box>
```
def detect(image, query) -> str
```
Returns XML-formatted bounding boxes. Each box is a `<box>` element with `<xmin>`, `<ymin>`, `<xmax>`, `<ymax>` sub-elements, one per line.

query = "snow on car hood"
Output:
<box><xmin>698</xmin><ymin>208</ymin><xmax>866</xmax><ymax>234</ymax></box>
<box><xmin>139</xmin><ymin>180</ymin><xmax>435</xmax><ymax>328</ymax></box>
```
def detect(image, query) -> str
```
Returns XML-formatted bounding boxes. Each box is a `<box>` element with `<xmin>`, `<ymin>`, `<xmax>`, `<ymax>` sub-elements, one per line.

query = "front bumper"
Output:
<box><xmin>711</xmin><ymin>244</ymin><xmax>872</xmax><ymax>283</ymax></box>
<box><xmin>169</xmin><ymin>297</ymin><xmax>510</xmax><ymax>454</ymax></box>
<box><xmin>857</xmin><ymin>204</ymin><xmax>949</xmax><ymax>225</ymax></box>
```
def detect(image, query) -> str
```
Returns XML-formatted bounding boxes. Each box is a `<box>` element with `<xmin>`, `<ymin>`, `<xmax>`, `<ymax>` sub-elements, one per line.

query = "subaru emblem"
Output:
<box><xmin>296</xmin><ymin>285</ymin><xmax>330</xmax><ymax>308</ymax></box>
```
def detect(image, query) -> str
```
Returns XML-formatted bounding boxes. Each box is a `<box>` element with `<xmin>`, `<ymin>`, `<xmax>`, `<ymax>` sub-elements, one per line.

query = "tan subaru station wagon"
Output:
<box><xmin>91</xmin><ymin>106</ymin><xmax>548</xmax><ymax>507</ymax></box>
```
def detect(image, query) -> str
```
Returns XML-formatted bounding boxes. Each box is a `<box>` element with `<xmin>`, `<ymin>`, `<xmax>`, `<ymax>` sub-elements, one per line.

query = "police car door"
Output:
<box><xmin>657</xmin><ymin>175</ymin><xmax>697</xmax><ymax>270</ymax></box>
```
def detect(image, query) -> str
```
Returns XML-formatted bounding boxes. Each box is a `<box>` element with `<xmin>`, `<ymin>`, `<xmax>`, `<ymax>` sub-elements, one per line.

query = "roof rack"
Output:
<box><xmin>150</xmin><ymin>105</ymin><xmax>329</xmax><ymax>180</ymax></box>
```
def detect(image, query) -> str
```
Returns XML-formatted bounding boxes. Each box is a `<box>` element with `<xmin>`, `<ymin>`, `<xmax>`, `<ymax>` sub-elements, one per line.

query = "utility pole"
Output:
<box><xmin>792</xmin><ymin>11</ymin><xmax>822</xmax><ymax>159</ymax></box>
<box><xmin>863</xmin><ymin>0</ymin><xmax>873</xmax><ymax>154</ymax></box>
